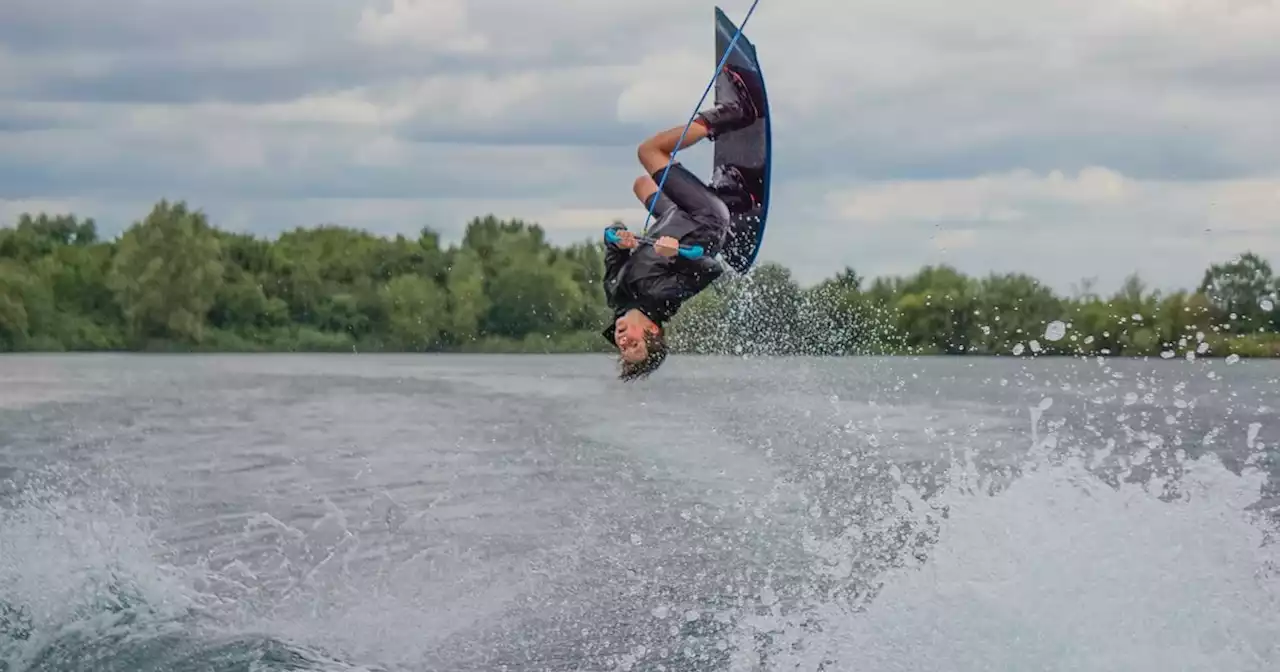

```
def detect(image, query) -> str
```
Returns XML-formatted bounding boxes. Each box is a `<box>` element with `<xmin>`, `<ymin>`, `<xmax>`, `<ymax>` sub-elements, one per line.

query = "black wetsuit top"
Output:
<box><xmin>601</xmin><ymin>163</ymin><xmax>730</xmax><ymax>345</ymax></box>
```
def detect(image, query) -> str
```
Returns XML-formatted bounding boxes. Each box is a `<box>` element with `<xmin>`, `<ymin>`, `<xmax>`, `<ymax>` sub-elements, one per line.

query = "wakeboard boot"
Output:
<box><xmin>711</xmin><ymin>164</ymin><xmax>759</xmax><ymax>213</ymax></box>
<box><xmin>694</xmin><ymin>65</ymin><xmax>761</xmax><ymax>140</ymax></box>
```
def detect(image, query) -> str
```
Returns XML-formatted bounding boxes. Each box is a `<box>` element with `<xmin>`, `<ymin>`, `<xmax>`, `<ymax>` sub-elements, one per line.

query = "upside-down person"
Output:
<box><xmin>601</xmin><ymin>67</ymin><xmax>761</xmax><ymax>381</ymax></box>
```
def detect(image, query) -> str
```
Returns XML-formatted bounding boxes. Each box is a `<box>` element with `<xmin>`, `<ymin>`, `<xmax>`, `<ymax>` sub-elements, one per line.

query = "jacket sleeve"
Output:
<box><xmin>602</xmin><ymin>223</ymin><xmax>632</xmax><ymax>306</ymax></box>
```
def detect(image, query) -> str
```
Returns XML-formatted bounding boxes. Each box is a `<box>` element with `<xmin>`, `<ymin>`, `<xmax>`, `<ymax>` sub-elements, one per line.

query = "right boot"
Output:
<box><xmin>694</xmin><ymin>65</ymin><xmax>761</xmax><ymax>140</ymax></box>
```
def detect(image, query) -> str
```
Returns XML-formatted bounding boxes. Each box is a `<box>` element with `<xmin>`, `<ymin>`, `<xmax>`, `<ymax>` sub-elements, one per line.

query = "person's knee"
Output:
<box><xmin>637</xmin><ymin>137</ymin><xmax>669</xmax><ymax>175</ymax></box>
<box><xmin>633</xmin><ymin>175</ymin><xmax>657</xmax><ymax>205</ymax></box>
<box><xmin>636</xmin><ymin>137</ymin><xmax>652</xmax><ymax>162</ymax></box>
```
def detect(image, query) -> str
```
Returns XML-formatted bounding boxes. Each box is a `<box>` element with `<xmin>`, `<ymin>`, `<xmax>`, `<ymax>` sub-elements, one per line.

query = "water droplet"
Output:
<box><xmin>1044</xmin><ymin>320</ymin><xmax>1067</xmax><ymax>341</ymax></box>
<box><xmin>1260</xmin><ymin>298</ymin><xmax>1274</xmax><ymax>311</ymax></box>
<box><xmin>1012</xmin><ymin>343</ymin><xmax>1026</xmax><ymax>356</ymax></box>
<box><xmin>1160</xmin><ymin>350</ymin><xmax>1175</xmax><ymax>359</ymax></box>
<box><xmin>1226</xmin><ymin>354</ymin><xmax>1240</xmax><ymax>364</ymax></box>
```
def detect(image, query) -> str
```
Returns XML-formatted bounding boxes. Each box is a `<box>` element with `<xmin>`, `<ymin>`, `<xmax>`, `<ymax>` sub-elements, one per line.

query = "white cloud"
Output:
<box><xmin>353</xmin><ymin>134</ymin><xmax>411</xmax><ymax>167</ymax></box>
<box><xmin>827</xmin><ymin>167</ymin><xmax>1131</xmax><ymax>225</ymax></box>
<box><xmin>615</xmin><ymin>50</ymin><xmax>709</xmax><ymax>127</ymax></box>
<box><xmin>802</xmin><ymin>167</ymin><xmax>1280</xmax><ymax>291</ymax></box>
<box><xmin>3</xmin><ymin>0</ymin><xmax>1279</xmax><ymax>295</ymax></box>
<box><xmin>356</xmin><ymin>0</ymin><xmax>488</xmax><ymax>53</ymax></box>
<box><xmin>825</xmin><ymin>167</ymin><xmax>1280</xmax><ymax>234</ymax></box>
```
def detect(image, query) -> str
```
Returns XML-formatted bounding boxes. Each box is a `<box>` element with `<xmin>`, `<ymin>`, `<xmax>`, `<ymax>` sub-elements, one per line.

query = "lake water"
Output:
<box><xmin>1</xmin><ymin>353</ymin><xmax>1278</xmax><ymax>671</ymax></box>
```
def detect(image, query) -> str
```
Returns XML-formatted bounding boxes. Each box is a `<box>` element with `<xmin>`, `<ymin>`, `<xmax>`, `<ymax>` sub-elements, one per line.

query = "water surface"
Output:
<box><xmin>2</xmin><ymin>353</ymin><xmax>1277</xmax><ymax>671</ymax></box>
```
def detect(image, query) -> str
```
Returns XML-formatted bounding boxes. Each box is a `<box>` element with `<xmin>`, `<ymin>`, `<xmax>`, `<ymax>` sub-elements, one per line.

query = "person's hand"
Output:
<box><xmin>654</xmin><ymin>235</ymin><xmax>680</xmax><ymax>257</ymax></box>
<box><xmin>615</xmin><ymin>229</ymin><xmax>638</xmax><ymax>249</ymax></box>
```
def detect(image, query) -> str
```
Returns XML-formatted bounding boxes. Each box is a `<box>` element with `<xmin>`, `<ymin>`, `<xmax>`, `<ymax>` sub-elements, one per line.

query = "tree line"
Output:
<box><xmin>1</xmin><ymin>200</ymin><xmax>1276</xmax><ymax>357</ymax></box>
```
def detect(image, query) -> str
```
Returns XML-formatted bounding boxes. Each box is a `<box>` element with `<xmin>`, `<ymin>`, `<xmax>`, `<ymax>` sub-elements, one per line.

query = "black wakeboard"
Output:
<box><xmin>712</xmin><ymin>5</ymin><xmax>772</xmax><ymax>274</ymax></box>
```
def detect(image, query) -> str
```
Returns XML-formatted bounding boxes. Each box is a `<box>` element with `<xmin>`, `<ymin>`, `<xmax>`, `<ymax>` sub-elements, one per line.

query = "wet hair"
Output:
<box><xmin>618</xmin><ymin>327</ymin><xmax>668</xmax><ymax>382</ymax></box>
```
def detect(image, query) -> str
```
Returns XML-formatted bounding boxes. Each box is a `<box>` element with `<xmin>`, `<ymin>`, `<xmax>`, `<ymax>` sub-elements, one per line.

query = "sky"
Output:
<box><xmin>1</xmin><ymin>0</ymin><xmax>1278</xmax><ymax>293</ymax></box>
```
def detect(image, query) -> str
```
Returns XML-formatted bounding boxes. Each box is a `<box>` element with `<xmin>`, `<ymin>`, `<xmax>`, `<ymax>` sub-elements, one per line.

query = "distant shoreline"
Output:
<box><xmin>1</xmin><ymin>348</ymin><xmax>1272</xmax><ymax>360</ymax></box>
<box><xmin>3</xmin><ymin>206</ymin><xmax>1277</xmax><ymax>359</ymax></box>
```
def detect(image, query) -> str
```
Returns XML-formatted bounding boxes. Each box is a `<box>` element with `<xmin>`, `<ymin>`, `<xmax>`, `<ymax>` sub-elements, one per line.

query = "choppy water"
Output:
<box><xmin>1</xmin><ymin>353</ymin><xmax>1277</xmax><ymax>671</ymax></box>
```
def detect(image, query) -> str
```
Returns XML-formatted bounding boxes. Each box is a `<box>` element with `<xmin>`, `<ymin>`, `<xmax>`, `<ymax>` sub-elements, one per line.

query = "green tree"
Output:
<box><xmin>975</xmin><ymin>272</ymin><xmax>1063</xmax><ymax>354</ymax></box>
<box><xmin>380</xmin><ymin>274</ymin><xmax>448</xmax><ymax>350</ymax></box>
<box><xmin>895</xmin><ymin>265</ymin><xmax>979</xmax><ymax>354</ymax></box>
<box><xmin>1</xmin><ymin>201</ymin><xmax>1277</xmax><ymax>358</ymax></box>
<box><xmin>0</xmin><ymin>261</ymin><xmax>35</xmax><ymax>349</ymax></box>
<box><xmin>107</xmin><ymin>201</ymin><xmax>224</xmax><ymax>346</ymax></box>
<box><xmin>483</xmin><ymin>258</ymin><xmax>582</xmax><ymax>338</ymax></box>
<box><xmin>444</xmin><ymin>247</ymin><xmax>489</xmax><ymax>345</ymax></box>
<box><xmin>1199</xmin><ymin>251</ymin><xmax>1274</xmax><ymax>333</ymax></box>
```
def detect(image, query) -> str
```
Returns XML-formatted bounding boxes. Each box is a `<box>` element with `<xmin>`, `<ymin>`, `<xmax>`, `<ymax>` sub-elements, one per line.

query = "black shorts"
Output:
<box><xmin>645</xmin><ymin>162</ymin><xmax>731</xmax><ymax>232</ymax></box>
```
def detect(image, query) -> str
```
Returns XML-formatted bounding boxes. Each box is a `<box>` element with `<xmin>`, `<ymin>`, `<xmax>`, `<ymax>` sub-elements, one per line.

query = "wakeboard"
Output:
<box><xmin>712</xmin><ymin>5</ymin><xmax>772</xmax><ymax>274</ymax></box>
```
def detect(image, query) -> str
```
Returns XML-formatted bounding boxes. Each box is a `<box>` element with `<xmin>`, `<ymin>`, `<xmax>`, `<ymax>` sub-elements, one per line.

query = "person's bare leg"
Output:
<box><xmin>633</xmin><ymin>175</ymin><xmax>660</xmax><ymax>207</ymax></box>
<box><xmin>636</xmin><ymin>85</ymin><xmax>757</xmax><ymax>178</ymax></box>
<box><xmin>636</xmin><ymin>121</ymin><xmax>711</xmax><ymax>177</ymax></box>
<box><xmin>632</xmin><ymin>70</ymin><xmax>758</xmax><ymax>211</ymax></box>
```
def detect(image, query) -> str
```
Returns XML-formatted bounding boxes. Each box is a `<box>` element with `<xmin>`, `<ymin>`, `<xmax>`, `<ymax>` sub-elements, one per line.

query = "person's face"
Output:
<box><xmin>614</xmin><ymin>317</ymin><xmax>650</xmax><ymax>363</ymax></box>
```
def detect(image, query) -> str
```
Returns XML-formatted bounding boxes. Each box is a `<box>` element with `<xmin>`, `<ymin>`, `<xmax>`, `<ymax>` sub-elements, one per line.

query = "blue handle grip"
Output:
<box><xmin>678</xmin><ymin>245</ymin><xmax>705</xmax><ymax>260</ymax></box>
<box><xmin>604</xmin><ymin>228</ymin><xmax>704</xmax><ymax>259</ymax></box>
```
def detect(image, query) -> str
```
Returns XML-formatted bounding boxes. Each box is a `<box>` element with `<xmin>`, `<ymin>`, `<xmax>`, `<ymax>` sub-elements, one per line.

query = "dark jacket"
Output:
<box><xmin>600</xmin><ymin>207</ymin><xmax>726</xmax><ymax>345</ymax></box>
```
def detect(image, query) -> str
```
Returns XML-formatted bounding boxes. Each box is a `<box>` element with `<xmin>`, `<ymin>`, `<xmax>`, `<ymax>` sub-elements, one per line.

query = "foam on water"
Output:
<box><xmin>721</xmin><ymin>417</ymin><xmax>1280</xmax><ymax>671</ymax></box>
<box><xmin>0</xmin><ymin>466</ymin><xmax>378</xmax><ymax>672</ymax></box>
<box><xmin>4</xmin><ymin>449</ymin><xmax>1277</xmax><ymax>672</ymax></box>
<box><xmin>0</xmin><ymin>467</ymin><xmax>198</xmax><ymax>643</ymax></box>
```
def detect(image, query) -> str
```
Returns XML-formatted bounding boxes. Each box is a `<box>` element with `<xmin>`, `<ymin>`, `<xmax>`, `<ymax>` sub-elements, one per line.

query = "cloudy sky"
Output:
<box><xmin>2</xmin><ymin>0</ymin><xmax>1277</xmax><ymax>293</ymax></box>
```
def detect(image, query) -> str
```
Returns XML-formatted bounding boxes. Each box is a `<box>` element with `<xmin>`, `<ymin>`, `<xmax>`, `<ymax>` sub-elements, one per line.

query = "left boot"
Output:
<box><xmin>711</xmin><ymin>164</ymin><xmax>758</xmax><ymax>212</ymax></box>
